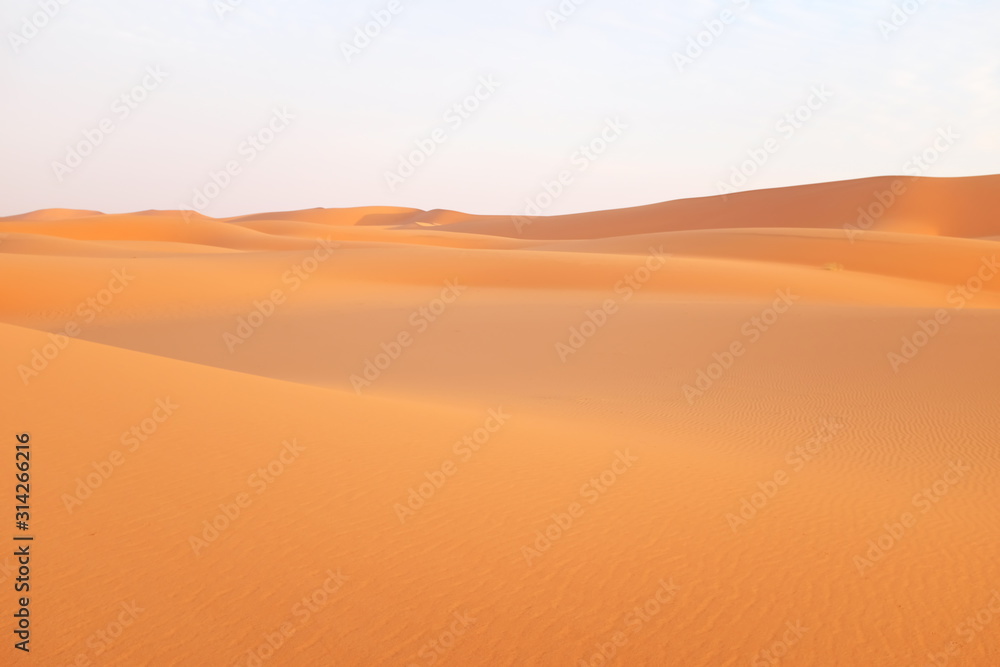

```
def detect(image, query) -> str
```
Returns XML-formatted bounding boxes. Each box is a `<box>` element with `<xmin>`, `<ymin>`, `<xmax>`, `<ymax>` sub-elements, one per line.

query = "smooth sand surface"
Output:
<box><xmin>2</xmin><ymin>175</ymin><xmax>999</xmax><ymax>665</ymax></box>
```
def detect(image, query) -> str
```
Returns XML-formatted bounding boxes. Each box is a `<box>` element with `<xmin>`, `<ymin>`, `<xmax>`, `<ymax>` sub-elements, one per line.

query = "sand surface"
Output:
<box><xmin>2</xmin><ymin>175</ymin><xmax>999</xmax><ymax>665</ymax></box>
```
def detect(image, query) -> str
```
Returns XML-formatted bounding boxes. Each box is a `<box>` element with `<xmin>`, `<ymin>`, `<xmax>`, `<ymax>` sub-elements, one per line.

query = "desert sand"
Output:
<box><xmin>1</xmin><ymin>175</ymin><xmax>999</xmax><ymax>665</ymax></box>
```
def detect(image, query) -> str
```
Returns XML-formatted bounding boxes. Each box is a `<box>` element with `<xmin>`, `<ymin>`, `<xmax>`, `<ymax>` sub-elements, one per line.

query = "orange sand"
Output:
<box><xmin>1</xmin><ymin>175</ymin><xmax>999</xmax><ymax>665</ymax></box>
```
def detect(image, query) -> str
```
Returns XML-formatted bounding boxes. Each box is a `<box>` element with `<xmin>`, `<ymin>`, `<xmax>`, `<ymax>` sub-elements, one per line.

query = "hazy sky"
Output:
<box><xmin>1</xmin><ymin>0</ymin><xmax>997</xmax><ymax>217</ymax></box>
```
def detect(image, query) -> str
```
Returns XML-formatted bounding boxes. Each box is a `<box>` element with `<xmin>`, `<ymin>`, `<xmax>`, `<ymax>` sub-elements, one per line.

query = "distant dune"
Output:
<box><xmin>2</xmin><ymin>175</ymin><xmax>999</xmax><ymax>666</ymax></box>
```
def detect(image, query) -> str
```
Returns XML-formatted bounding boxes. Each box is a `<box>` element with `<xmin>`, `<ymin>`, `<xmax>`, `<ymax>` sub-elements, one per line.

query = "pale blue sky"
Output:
<box><xmin>1</xmin><ymin>0</ymin><xmax>997</xmax><ymax>217</ymax></box>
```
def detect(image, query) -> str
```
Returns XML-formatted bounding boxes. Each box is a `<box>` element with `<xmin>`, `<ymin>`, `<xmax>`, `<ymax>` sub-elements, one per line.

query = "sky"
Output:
<box><xmin>1</xmin><ymin>0</ymin><xmax>998</xmax><ymax>217</ymax></box>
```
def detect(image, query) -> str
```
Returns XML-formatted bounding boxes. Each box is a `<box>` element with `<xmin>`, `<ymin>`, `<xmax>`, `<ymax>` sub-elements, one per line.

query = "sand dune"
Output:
<box><xmin>225</xmin><ymin>206</ymin><xmax>423</xmax><ymax>227</ymax></box>
<box><xmin>0</xmin><ymin>208</ymin><xmax>104</xmax><ymax>221</ymax></box>
<box><xmin>2</xmin><ymin>175</ymin><xmax>999</xmax><ymax>666</ymax></box>
<box><xmin>430</xmin><ymin>174</ymin><xmax>1000</xmax><ymax>240</ymax></box>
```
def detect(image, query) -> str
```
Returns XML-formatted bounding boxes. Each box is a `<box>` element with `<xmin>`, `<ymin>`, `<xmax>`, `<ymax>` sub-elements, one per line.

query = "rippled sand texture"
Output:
<box><xmin>2</xmin><ymin>175</ymin><xmax>999</xmax><ymax>665</ymax></box>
